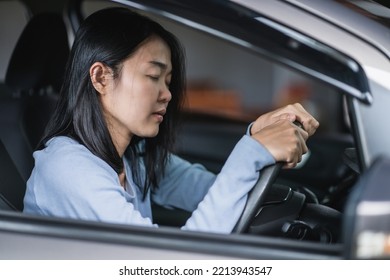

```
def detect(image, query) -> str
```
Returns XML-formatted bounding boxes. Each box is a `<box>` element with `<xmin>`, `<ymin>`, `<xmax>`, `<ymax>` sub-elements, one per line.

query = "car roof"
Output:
<box><xmin>235</xmin><ymin>0</ymin><xmax>390</xmax><ymax>60</ymax></box>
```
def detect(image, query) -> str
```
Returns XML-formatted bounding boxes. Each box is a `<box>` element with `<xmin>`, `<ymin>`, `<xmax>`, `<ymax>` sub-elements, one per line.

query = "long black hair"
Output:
<box><xmin>39</xmin><ymin>7</ymin><xmax>186</xmax><ymax>199</ymax></box>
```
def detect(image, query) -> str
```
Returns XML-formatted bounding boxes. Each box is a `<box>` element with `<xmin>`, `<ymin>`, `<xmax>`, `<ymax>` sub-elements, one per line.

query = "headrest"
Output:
<box><xmin>5</xmin><ymin>13</ymin><xmax>69</xmax><ymax>93</ymax></box>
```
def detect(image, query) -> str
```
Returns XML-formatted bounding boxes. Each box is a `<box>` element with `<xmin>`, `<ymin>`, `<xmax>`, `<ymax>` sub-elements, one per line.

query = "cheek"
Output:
<box><xmin>115</xmin><ymin>76</ymin><xmax>157</xmax><ymax>118</ymax></box>
<box><xmin>133</xmin><ymin>80</ymin><xmax>158</xmax><ymax>106</ymax></box>
<box><xmin>121</xmin><ymin>88</ymin><xmax>151</xmax><ymax>120</ymax></box>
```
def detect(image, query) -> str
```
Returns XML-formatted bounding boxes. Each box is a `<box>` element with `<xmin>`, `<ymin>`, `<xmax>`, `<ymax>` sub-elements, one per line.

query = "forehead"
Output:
<box><xmin>131</xmin><ymin>36</ymin><xmax>172</xmax><ymax>69</ymax></box>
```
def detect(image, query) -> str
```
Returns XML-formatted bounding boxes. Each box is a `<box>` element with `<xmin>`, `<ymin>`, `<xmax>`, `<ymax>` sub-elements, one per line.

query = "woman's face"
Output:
<box><xmin>100</xmin><ymin>36</ymin><xmax>172</xmax><ymax>150</ymax></box>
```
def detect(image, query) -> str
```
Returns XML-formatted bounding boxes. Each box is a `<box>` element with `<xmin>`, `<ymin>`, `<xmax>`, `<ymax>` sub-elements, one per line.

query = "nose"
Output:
<box><xmin>159</xmin><ymin>86</ymin><xmax>172</xmax><ymax>103</ymax></box>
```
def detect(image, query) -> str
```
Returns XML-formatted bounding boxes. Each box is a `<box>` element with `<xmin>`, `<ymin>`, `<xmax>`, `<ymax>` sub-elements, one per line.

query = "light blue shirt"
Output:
<box><xmin>23</xmin><ymin>134</ymin><xmax>274</xmax><ymax>234</ymax></box>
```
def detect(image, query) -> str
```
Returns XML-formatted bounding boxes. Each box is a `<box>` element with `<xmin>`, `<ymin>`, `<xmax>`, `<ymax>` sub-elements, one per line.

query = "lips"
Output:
<box><xmin>155</xmin><ymin>109</ymin><xmax>166</xmax><ymax>116</ymax></box>
<box><xmin>153</xmin><ymin>108</ymin><xmax>166</xmax><ymax>122</ymax></box>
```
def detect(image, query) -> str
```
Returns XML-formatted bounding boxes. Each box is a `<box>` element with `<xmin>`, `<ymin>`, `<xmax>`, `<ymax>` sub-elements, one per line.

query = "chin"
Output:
<box><xmin>139</xmin><ymin>129</ymin><xmax>160</xmax><ymax>138</ymax></box>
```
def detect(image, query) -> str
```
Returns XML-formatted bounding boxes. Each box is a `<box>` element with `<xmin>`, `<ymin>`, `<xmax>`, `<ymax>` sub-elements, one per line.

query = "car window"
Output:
<box><xmin>75</xmin><ymin>0</ymin><xmax>362</xmax><ymax>229</ymax></box>
<box><xmin>152</xmin><ymin>15</ymin><xmax>346</xmax><ymax>134</ymax></box>
<box><xmin>82</xmin><ymin>1</ymin><xmax>346</xmax><ymax>134</ymax></box>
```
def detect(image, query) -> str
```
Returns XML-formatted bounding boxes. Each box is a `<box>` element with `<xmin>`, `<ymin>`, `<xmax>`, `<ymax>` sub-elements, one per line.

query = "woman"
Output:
<box><xmin>23</xmin><ymin>7</ymin><xmax>319</xmax><ymax>233</ymax></box>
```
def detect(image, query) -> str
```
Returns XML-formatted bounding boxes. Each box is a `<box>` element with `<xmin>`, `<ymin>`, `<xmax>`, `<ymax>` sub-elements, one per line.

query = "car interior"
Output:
<box><xmin>0</xmin><ymin>0</ymin><xmax>364</xmax><ymax>247</ymax></box>
<box><xmin>0</xmin><ymin>8</ymin><xmax>70</xmax><ymax>212</ymax></box>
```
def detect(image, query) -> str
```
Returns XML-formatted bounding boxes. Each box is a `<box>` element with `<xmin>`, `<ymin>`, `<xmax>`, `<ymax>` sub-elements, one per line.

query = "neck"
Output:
<box><xmin>119</xmin><ymin>170</ymin><xmax>126</xmax><ymax>187</ymax></box>
<box><xmin>108</xmin><ymin>128</ymin><xmax>132</xmax><ymax>158</ymax></box>
<box><xmin>114</xmin><ymin>135</ymin><xmax>132</xmax><ymax>158</ymax></box>
<box><xmin>104</xmin><ymin>113</ymin><xmax>132</xmax><ymax>158</ymax></box>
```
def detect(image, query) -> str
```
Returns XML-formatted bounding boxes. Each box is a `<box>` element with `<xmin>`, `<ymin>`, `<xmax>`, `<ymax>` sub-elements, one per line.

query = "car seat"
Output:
<box><xmin>0</xmin><ymin>139</ymin><xmax>26</xmax><ymax>211</ymax></box>
<box><xmin>0</xmin><ymin>12</ymin><xmax>69</xmax><ymax>183</ymax></box>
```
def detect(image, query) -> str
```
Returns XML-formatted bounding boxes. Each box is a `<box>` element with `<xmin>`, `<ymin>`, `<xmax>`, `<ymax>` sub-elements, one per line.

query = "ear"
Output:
<box><xmin>89</xmin><ymin>62</ymin><xmax>112</xmax><ymax>94</ymax></box>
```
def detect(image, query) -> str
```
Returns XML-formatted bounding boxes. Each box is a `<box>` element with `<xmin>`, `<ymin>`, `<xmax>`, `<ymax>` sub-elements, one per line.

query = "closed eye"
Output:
<box><xmin>148</xmin><ymin>75</ymin><xmax>160</xmax><ymax>81</ymax></box>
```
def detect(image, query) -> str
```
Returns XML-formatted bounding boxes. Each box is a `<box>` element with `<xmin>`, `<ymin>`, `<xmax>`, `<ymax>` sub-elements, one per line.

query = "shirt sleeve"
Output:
<box><xmin>152</xmin><ymin>155</ymin><xmax>216</xmax><ymax>212</ymax></box>
<box><xmin>181</xmin><ymin>135</ymin><xmax>275</xmax><ymax>234</ymax></box>
<box><xmin>152</xmin><ymin>122</ymin><xmax>256</xmax><ymax>212</ymax></box>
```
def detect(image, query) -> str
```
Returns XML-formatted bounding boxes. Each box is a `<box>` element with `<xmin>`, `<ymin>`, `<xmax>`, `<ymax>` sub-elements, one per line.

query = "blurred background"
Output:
<box><xmin>0</xmin><ymin>0</ymin><xmax>359</xmax><ymax>133</ymax></box>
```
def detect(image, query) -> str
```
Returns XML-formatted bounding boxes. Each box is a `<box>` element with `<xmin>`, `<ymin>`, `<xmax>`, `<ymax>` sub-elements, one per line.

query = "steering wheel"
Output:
<box><xmin>232</xmin><ymin>163</ymin><xmax>282</xmax><ymax>233</ymax></box>
<box><xmin>232</xmin><ymin>121</ymin><xmax>303</xmax><ymax>233</ymax></box>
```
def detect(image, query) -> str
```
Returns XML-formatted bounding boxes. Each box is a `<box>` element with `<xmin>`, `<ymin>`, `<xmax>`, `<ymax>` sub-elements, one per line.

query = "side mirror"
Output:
<box><xmin>343</xmin><ymin>156</ymin><xmax>390</xmax><ymax>259</ymax></box>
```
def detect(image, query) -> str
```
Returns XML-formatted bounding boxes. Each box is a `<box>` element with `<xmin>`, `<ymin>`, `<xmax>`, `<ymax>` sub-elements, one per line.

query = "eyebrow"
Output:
<box><xmin>149</xmin><ymin>60</ymin><xmax>169</xmax><ymax>71</ymax></box>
